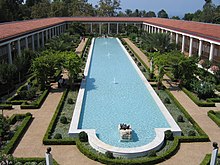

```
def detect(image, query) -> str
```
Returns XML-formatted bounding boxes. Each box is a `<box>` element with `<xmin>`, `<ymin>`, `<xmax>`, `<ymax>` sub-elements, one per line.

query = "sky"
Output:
<box><xmin>87</xmin><ymin>0</ymin><xmax>220</xmax><ymax>18</ymax></box>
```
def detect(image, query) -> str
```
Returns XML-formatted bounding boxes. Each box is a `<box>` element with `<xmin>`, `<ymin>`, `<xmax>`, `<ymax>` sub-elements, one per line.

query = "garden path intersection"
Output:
<box><xmin>3</xmin><ymin>38</ymin><xmax>220</xmax><ymax>165</ymax></box>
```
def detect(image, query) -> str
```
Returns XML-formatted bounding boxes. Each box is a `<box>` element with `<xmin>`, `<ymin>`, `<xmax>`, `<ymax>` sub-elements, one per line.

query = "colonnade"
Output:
<box><xmin>0</xmin><ymin>23</ymin><xmax>66</xmax><ymax>64</ymax></box>
<box><xmin>143</xmin><ymin>23</ymin><xmax>220</xmax><ymax>62</ymax></box>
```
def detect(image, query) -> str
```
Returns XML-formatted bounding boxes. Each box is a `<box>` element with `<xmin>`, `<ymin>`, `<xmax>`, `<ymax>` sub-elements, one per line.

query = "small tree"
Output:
<box><xmin>63</xmin><ymin>52</ymin><xmax>82</xmax><ymax>90</ymax></box>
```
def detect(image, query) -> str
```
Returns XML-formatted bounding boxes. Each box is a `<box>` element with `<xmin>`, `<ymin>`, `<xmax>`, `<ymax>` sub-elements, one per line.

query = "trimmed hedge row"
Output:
<box><xmin>207</xmin><ymin>97</ymin><xmax>220</xmax><ymax>103</ymax></box>
<box><xmin>182</xmin><ymin>87</ymin><xmax>215</xmax><ymax>107</ymax></box>
<box><xmin>0</xmin><ymin>104</ymin><xmax>13</xmax><ymax>109</ymax></box>
<box><xmin>207</xmin><ymin>110</ymin><xmax>220</xmax><ymax>127</ymax></box>
<box><xmin>43</xmin><ymin>89</ymin><xmax>76</xmax><ymax>145</ymax></box>
<box><xmin>121</xmin><ymin>39</ymin><xmax>150</xmax><ymax>73</ymax></box>
<box><xmin>200</xmin><ymin>154</ymin><xmax>220</xmax><ymax>165</ymax></box>
<box><xmin>3</xmin><ymin>114</ymin><xmax>33</xmax><ymax>154</ymax></box>
<box><xmin>20</xmin><ymin>89</ymin><xmax>49</xmax><ymax>109</ymax></box>
<box><xmin>76</xmin><ymin>138</ymin><xmax>180</xmax><ymax>165</ymax></box>
<box><xmin>16</xmin><ymin>157</ymin><xmax>59</xmax><ymax>165</ymax></box>
<box><xmin>165</xmin><ymin>89</ymin><xmax>209</xmax><ymax>142</ymax></box>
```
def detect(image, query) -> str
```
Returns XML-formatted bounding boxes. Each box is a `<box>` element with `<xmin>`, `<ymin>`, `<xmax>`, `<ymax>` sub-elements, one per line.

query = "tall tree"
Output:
<box><xmin>125</xmin><ymin>9</ymin><xmax>132</xmax><ymax>16</ymax></box>
<box><xmin>31</xmin><ymin>0</ymin><xmax>51</xmax><ymax>18</ymax></box>
<box><xmin>157</xmin><ymin>9</ymin><xmax>169</xmax><ymax>18</ymax></box>
<box><xmin>146</xmin><ymin>11</ymin><xmax>156</xmax><ymax>17</ymax></box>
<box><xmin>97</xmin><ymin>0</ymin><xmax>121</xmax><ymax>16</ymax></box>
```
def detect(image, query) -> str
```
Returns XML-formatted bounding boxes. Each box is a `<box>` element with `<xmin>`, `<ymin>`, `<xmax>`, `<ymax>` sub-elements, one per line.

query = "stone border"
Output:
<box><xmin>69</xmin><ymin>38</ymin><xmax>181</xmax><ymax>158</ymax></box>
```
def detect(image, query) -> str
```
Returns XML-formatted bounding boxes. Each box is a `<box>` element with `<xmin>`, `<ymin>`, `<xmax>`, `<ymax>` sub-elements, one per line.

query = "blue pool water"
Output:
<box><xmin>78</xmin><ymin>38</ymin><xmax>170</xmax><ymax>148</ymax></box>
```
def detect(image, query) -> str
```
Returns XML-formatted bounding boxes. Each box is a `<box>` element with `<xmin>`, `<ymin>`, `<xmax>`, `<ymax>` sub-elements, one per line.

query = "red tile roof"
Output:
<box><xmin>143</xmin><ymin>18</ymin><xmax>220</xmax><ymax>42</ymax></box>
<box><xmin>0</xmin><ymin>17</ymin><xmax>220</xmax><ymax>43</ymax></box>
<box><xmin>0</xmin><ymin>17</ymin><xmax>64</xmax><ymax>41</ymax></box>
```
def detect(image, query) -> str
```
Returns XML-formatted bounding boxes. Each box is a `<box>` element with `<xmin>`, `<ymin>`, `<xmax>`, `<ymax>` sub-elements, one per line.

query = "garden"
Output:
<box><xmin>129</xmin><ymin>30</ymin><xmax>220</xmax><ymax>107</ymax></box>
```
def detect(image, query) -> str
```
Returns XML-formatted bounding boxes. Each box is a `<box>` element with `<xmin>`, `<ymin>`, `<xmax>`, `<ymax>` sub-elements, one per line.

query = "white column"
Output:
<box><xmin>157</xmin><ymin>28</ymin><xmax>160</xmax><ymax>33</ymax></box>
<box><xmin>99</xmin><ymin>23</ymin><xmax>102</xmax><ymax>35</ymax></box>
<box><xmin>165</xmin><ymin>30</ymin><xmax>168</xmax><ymax>34</ymax></box>
<box><xmin>175</xmin><ymin>33</ymin><xmax>178</xmax><ymax>44</ymax></box>
<box><xmin>37</xmin><ymin>33</ymin><xmax>40</xmax><ymax>49</ymax></box>
<box><xmin>25</xmin><ymin>37</ymin><xmax>28</xmax><ymax>49</ymax></box>
<box><xmin>108</xmin><ymin>23</ymin><xmax>110</xmax><ymax>34</ymax></box>
<box><xmin>42</xmin><ymin>32</ymin><xmax>44</xmax><ymax>47</ymax></box>
<box><xmin>17</xmin><ymin>39</ymin><xmax>21</xmax><ymax>56</ymax></box>
<box><xmin>32</xmin><ymin>35</ymin><xmax>35</xmax><ymax>51</ymax></box>
<box><xmin>116</xmin><ymin>23</ymin><xmax>119</xmax><ymax>34</ymax></box>
<box><xmin>151</xmin><ymin>26</ymin><xmax>154</xmax><ymax>33</ymax></box>
<box><xmin>198</xmin><ymin>40</ymin><xmax>203</xmax><ymax>57</ymax></box>
<box><xmin>170</xmin><ymin>32</ymin><xmax>173</xmax><ymax>43</ymax></box>
<box><xmin>90</xmin><ymin>23</ymin><xmax>93</xmax><ymax>33</ymax></box>
<box><xmin>181</xmin><ymin>35</ymin><xmax>185</xmax><ymax>53</ymax></box>
<box><xmin>189</xmin><ymin>37</ymin><xmax>193</xmax><ymax>57</ymax></box>
<box><xmin>55</xmin><ymin>27</ymin><xmax>57</xmax><ymax>36</ymax></box>
<box><xmin>161</xmin><ymin>29</ymin><xmax>164</xmax><ymax>33</ymax></box>
<box><xmin>209</xmin><ymin>43</ymin><xmax>214</xmax><ymax>61</ymax></box>
<box><xmin>46</xmin><ymin>30</ymin><xmax>48</xmax><ymax>41</ymax></box>
<box><xmin>7</xmin><ymin>43</ymin><xmax>12</xmax><ymax>64</ymax></box>
<box><xmin>154</xmin><ymin>27</ymin><xmax>157</xmax><ymax>33</ymax></box>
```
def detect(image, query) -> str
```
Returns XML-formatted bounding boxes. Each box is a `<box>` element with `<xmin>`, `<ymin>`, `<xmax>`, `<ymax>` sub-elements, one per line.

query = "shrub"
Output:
<box><xmin>105</xmin><ymin>151</ymin><xmax>114</xmax><ymax>159</ymax></box>
<box><xmin>60</xmin><ymin>116</ymin><xmax>68</xmax><ymax>124</ymax></box>
<box><xmin>18</xmin><ymin>90</ymin><xmax>27</xmax><ymax>99</ymax></box>
<box><xmin>137</xmin><ymin>62</ymin><xmax>141</xmax><ymax>66</ymax></box>
<box><xmin>148</xmin><ymin>150</ymin><xmax>157</xmax><ymax>157</ymax></box>
<box><xmin>165</xmin><ymin>130</ymin><xmax>173</xmax><ymax>140</ymax></box>
<box><xmin>79</xmin><ymin>131</ymin><xmax>88</xmax><ymax>142</ymax></box>
<box><xmin>188</xmin><ymin>130</ymin><xmax>196</xmax><ymax>136</ymax></box>
<box><xmin>177</xmin><ymin>115</ymin><xmax>184</xmax><ymax>122</ymax></box>
<box><xmin>25</xmin><ymin>112</ymin><xmax>32</xmax><ymax>117</ymax></box>
<box><xmin>54</xmin><ymin>133</ymin><xmax>62</xmax><ymax>139</ymax></box>
<box><xmin>164</xmin><ymin>97</ymin><xmax>171</xmax><ymax>104</ymax></box>
<box><xmin>209</xmin><ymin>110</ymin><xmax>215</xmax><ymax>114</ymax></box>
<box><xmin>67</xmin><ymin>98</ymin><xmax>74</xmax><ymax>104</ymax></box>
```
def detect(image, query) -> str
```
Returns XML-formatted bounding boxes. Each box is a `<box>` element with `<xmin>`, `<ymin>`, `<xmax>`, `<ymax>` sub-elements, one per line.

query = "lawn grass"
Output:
<box><xmin>52</xmin><ymin>88</ymin><xmax>78</xmax><ymax>138</ymax></box>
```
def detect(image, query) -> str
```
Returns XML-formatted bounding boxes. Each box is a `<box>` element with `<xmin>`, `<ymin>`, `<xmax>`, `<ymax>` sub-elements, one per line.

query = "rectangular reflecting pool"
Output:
<box><xmin>69</xmin><ymin>38</ymin><xmax>181</xmax><ymax>158</ymax></box>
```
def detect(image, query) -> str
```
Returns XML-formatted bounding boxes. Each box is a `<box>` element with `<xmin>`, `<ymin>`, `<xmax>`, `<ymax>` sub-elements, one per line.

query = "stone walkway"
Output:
<box><xmin>2</xmin><ymin>38</ymin><xmax>220</xmax><ymax>165</ymax></box>
<box><xmin>76</xmin><ymin>38</ymin><xmax>88</xmax><ymax>57</ymax></box>
<box><xmin>124</xmin><ymin>38</ymin><xmax>220</xmax><ymax>165</ymax></box>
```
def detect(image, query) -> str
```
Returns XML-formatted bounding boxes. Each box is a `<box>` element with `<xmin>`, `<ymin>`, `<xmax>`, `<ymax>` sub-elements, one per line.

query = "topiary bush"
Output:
<box><xmin>25</xmin><ymin>112</ymin><xmax>32</xmax><ymax>117</ymax></box>
<box><xmin>188</xmin><ymin>130</ymin><xmax>196</xmax><ymax>136</ymax></box>
<box><xmin>79</xmin><ymin>131</ymin><xmax>88</xmax><ymax>142</ymax></box>
<box><xmin>67</xmin><ymin>98</ymin><xmax>74</xmax><ymax>104</ymax></box>
<box><xmin>164</xmin><ymin>97</ymin><xmax>171</xmax><ymax>104</ymax></box>
<box><xmin>54</xmin><ymin>133</ymin><xmax>62</xmax><ymax>139</ymax></box>
<box><xmin>165</xmin><ymin>130</ymin><xmax>174</xmax><ymax>140</ymax></box>
<box><xmin>60</xmin><ymin>116</ymin><xmax>68</xmax><ymax>124</ymax></box>
<box><xmin>209</xmin><ymin>110</ymin><xmax>215</xmax><ymax>114</ymax></box>
<box><xmin>177</xmin><ymin>115</ymin><xmax>184</xmax><ymax>122</ymax></box>
<box><xmin>105</xmin><ymin>151</ymin><xmax>114</xmax><ymax>159</ymax></box>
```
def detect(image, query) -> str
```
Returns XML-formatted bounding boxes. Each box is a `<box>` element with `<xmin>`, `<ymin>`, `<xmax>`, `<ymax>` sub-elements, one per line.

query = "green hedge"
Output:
<box><xmin>121</xmin><ymin>38</ymin><xmax>150</xmax><ymax>73</ymax></box>
<box><xmin>207</xmin><ymin>110</ymin><xmax>220</xmax><ymax>127</ymax></box>
<box><xmin>207</xmin><ymin>98</ymin><xmax>220</xmax><ymax>103</ymax></box>
<box><xmin>16</xmin><ymin>157</ymin><xmax>59</xmax><ymax>165</ymax></box>
<box><xmin>200</xmin><ymin>154</ymin><xmax>220</xmax><ymax>165</ymax></box>
<box><xmin>182</xmin><ymin>88</ymin><xmax>215</xmax><ymax>107</ymax></box>
<box><xmin>43</xmin><ymin>89</ymin><xmax>76</xmax><ymax>145</ymax></box>
<box><xmin>76</xmin><ymin>138</ymin><xmax>181</xmax><ymax>165</ymax></box>
<box><xmin>20</xmin><ymin>89</ymin><xmax>49</xmax><ymax>109</ymax></box>
<box><xmin>165</xmin><ymin>89</ymin><xmax>209</xmax><ymax>141</ymax></box>
<box><xmin>3</xmin><ymin>114</ymin><xmax>33</xmax><ymax>154</ymax></box>
<box><xmin>200</xmin><ymin>154</ymin><xmax>211</xmax><ymax>165</ymax></box>
<box><xmin>0</xmin><ymin>104</ymin><xmax>13</xmax><ymax>109</ymax></box>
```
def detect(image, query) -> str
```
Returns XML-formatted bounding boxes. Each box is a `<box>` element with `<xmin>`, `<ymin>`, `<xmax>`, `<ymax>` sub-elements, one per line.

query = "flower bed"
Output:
<box><xmin>2</xmin><ymin>113</ymin><xmax>33</xmax><ymax>154</ymax></box>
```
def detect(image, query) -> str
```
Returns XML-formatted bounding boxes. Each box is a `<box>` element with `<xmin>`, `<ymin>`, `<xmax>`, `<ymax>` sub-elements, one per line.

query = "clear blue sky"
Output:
<box><xmin>87</xmin><ymin>0</ymin><xmax>220</xmax><ymax>18</ymax></box>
